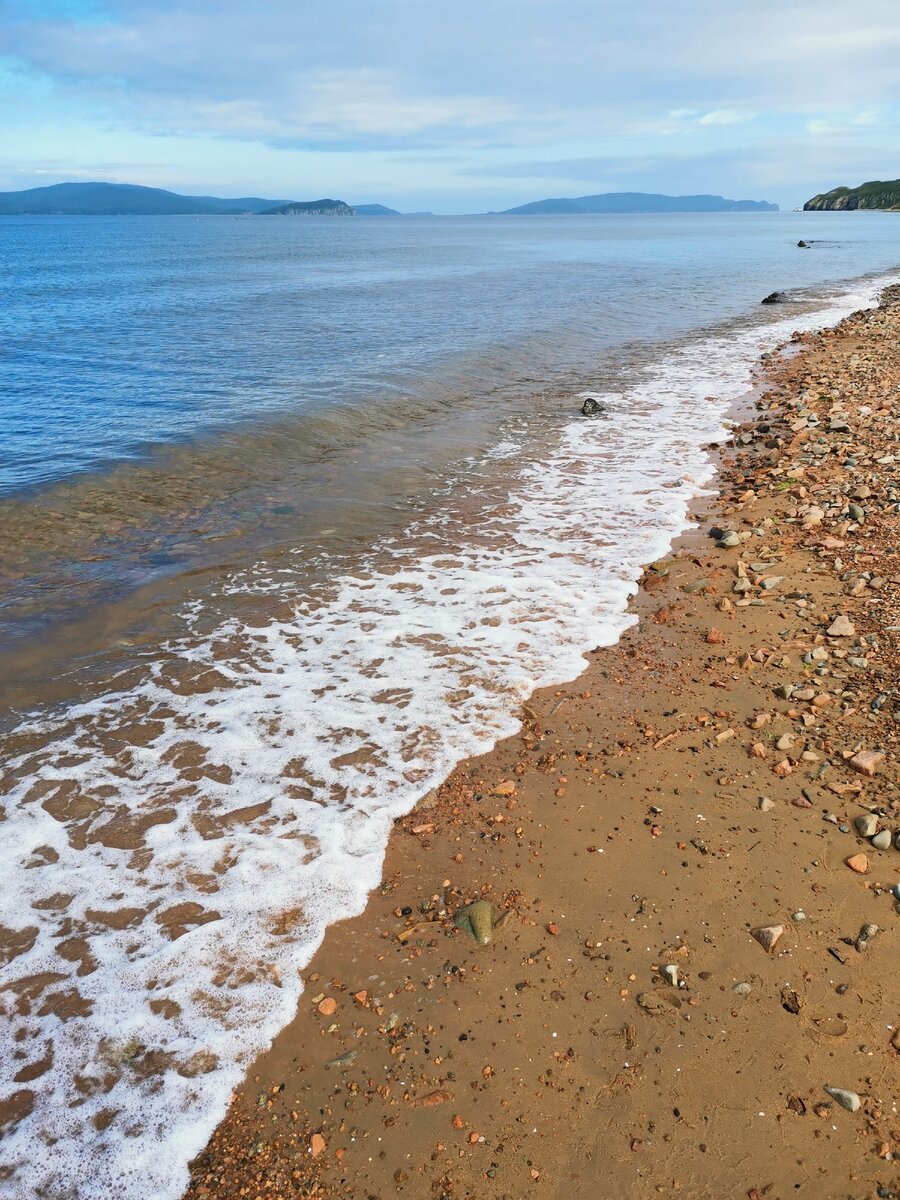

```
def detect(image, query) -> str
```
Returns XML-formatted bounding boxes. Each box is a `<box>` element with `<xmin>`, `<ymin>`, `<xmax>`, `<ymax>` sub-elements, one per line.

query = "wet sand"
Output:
<box><xmin>185</xmin><ymin>292</ymin><xmax>898</xmax><ymax>1199</ymax></box>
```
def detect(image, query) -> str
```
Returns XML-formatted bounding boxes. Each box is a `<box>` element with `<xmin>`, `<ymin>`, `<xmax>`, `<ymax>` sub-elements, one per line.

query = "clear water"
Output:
<box><xmin>3</xmin><ymin>211</ymin><xmax>900</xmax><ymax>493</ymax></box>
<box><xmin>0</xmin><ymin>212</ymin><xmax>898</xmax><ymax>1200</ymax></box>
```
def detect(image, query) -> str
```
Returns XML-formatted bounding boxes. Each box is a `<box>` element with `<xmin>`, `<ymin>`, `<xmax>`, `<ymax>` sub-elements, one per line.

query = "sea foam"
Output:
<box><xmin>0</xmin><ymin>274</ymin><xmax>895</xmax><ymax>1199</ymax></box>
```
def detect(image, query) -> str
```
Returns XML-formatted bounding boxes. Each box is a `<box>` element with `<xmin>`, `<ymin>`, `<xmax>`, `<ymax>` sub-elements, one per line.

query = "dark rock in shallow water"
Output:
<box><xmin>581</xmin><ymin>397</ymin><xmax>606</xmax><ymax>416</ymax></box>
<box><xmin>761</xmin><ymin>291</ymin><xmax>788</xmax><ymax>305</ymax></box>
<box><xmin>797</xmin><ymin>240</ymin><xmax>811</xmax><ymax>248</ymax></box>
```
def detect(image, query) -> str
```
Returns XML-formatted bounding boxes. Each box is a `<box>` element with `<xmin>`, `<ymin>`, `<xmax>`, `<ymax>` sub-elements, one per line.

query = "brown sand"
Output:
<box><xmin>185</xmin><ymin>291</ymin><xmax>899</xmax><ymax>1200</ymax></box>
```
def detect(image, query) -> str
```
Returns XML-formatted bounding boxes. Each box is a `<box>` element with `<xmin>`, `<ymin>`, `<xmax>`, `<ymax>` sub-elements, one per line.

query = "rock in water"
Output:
<box><xmin>750</xmin><ymin>924</ymin><xmax>784</xmax><ymax>953</ymax></box>
<box><xmin>581</xmin><ymin>397</ymin><xmax>605</xmax><ymax>416</ymax></box>
<box><xmin>824</xmin><ymin>1086</ymin><xmax>861</xmax><ymax>1113</ymax></box>
<box><xmin>761</xmin><ymin>291</ymin><xmax>787</xmax><ymax>304</ymax></box>
<box><xmin>797</xmin><ymin>240</ymin><xmax>810</xmax><ymax>248</ymax></box>
<box><xmin>454</xmin><ymin>900</ymin><xmax>506</xmax><ymax>944</ymax></box>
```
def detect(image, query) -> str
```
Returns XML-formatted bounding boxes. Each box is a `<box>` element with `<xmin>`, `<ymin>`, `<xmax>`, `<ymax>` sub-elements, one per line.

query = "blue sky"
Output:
<box><xmin>1</xmin><ymin>0</ymin><xmax>898</xmax><ymax>211</ymax></box>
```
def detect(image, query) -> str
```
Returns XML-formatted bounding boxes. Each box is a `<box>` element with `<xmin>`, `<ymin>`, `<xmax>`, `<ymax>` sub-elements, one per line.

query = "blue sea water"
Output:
<box><xmin>1</xmin><ymin>211</ymin><xmax>899</xmax><ymax>1200</ymax></box>
<box><xmin>2</xmin><ymin>211</ymin><xmax>900</xmax><ymax>494</ymax></box>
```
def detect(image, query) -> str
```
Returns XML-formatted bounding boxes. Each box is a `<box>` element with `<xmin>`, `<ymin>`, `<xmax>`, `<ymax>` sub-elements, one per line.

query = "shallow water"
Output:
<box><xmin>1</xmin><ymin>211</ymin><xmax>899</xmax><ymax>1198</ymax></box>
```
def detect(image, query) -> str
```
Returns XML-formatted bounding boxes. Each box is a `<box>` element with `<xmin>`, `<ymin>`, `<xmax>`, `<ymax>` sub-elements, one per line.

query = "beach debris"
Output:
<box><xmin>845</xmin><ymin>853</ymin><xmax>869</xmax><ymax>874</ymax></box>
<box><xmin>871</xmin><ymin>829</ymin><xmax>892</xmax><ymax>851</ymax></box>
<box><xmin>662</xmin><ymin>965</ymin><xmax>680</xmax><ymax>987</ymax></box>
<box><xmin>453</xmin><ymin>900</ymin><xmax>508</xmax><ymax>944</ymax></box>
<box><xmin>849</xmin><ymin>750</ymin><xmax>885</xmax><ymax>777</ymax></box>
<box><xmin>826</xmin><ymin>614</ymin><xmax>855</xmax><ymax>638</ymax></box>
<box><xmin>750</xmin><ymin>924</ymin><xmax>784</xmax><ymax>953</ymax></box>
<box><xmin>854</xmin><ymin>813</ymin><xmax>879</xmax><ymax>838</ymax></box>
<box><xmin>823</xmin><ymin>1086</ymin><xmax>861</xmax><ymax>1113</ymax></box>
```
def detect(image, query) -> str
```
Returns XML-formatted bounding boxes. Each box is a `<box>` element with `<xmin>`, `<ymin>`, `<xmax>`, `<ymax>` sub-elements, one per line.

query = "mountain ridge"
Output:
<box><xmin>495</xmin><ymin>191</ymin><xmax>778</xmax><ymax>214</ymax></box>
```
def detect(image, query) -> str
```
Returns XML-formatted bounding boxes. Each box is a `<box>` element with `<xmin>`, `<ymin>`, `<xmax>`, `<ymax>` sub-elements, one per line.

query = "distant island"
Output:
<box><xmin>495</xmin><ymin>191</ymin><xmax>778</xmax><ymax>214</ymax></box>
<box><xmin>0</xmin><ymin>182</ymin><xmax>405</xmax><ymax>216</ymax></box>
<box><xmin>261</xmin><ymin>199</ymin><xmax>354</xmax><ymax>216</ymax></box>
<box><xmin>803</xmin><ymin>179</ymin><xmax>900</xmax><ymax>211</ymax></box>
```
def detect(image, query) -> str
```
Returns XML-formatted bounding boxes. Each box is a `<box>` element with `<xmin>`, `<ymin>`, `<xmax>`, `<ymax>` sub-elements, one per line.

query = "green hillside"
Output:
<box><xmin>803</xmin><ymin>179</ymin><xmax>900</xmax><ymax>210</ymax></box>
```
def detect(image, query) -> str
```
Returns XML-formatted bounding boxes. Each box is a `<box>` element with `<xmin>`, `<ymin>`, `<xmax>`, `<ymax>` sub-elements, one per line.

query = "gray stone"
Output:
<box><xmin>717</xmin><ymin>531</ymin><xmax>741</xmax><ymax>548</ymax></box>
<box><xmin>854</xmin><ymin>813</ymin><xmax>879</xmax><ymax>838</ymax></box>
<box><xmin>750</xmin><ymin>924</ymin><xmax>784</xmax><ymax>953</ymax></box>
<box><xmin>871</xmin><ymin>829</ymin><xmax>892</xmax><ymax>851</ymax></box>
<box><xmin>824</xmin><ymin>1086</ymin><xmax>861</xmax><ymax>1113</ymax></box>
<box><xmin>827</xmin><ymin>615</ymin><xmax>855</xmax><ymax>638</ymax></box>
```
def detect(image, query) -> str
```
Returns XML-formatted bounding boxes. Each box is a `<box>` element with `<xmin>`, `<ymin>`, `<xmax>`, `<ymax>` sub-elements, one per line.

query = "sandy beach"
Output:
<box><xmin>183</xmin><ymin>288</ymin><xmax>899</xmax><ymax>1199</ymax></box>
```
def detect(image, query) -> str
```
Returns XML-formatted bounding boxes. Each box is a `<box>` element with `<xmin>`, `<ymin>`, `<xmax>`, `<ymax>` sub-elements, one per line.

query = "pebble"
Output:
<box><xmin>854</xmin><ymin>813</ymin><xmax>879</xmax><ymax>838</ymax></box>
<box><xmin>871</xmin><ymin>829</ymin><xmax>892</xmax><ymax>851</ymax></box>
<box><xmin>824</xmin><ymin>1086</ymin><xmax>861</xmax><ymax>1113</ymax></box>
<box><xmin>732</xmin><ymin>982</ymin><xmax>752</xmax><ymax>996</ymax></box>
<box><xmin>757</xmin><ymin>797</ymin><xmax>775</xmax><ymax>812</ymax></box>
<box><xmin>845</xmin><ymin>853</ymin><xmax>869</xmax><ymax>874</ymax></box>
<box><xmin>791</xmin><ymin>910</ymin><xmax>806</xmax><ymax>922</ymax></box>
<box><xmin>826</xmin><ymin>615</ymin><xmax>855</xmax><ymax>638</ymax></box>
<box><xmin>717</xmin><ymin>532</ymin><xmax>741</xmax><ymax>548</ymax></box>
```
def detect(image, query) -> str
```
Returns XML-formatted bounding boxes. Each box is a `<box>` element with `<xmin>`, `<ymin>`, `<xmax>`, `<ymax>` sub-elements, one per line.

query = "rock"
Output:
<box><xmin>848</xmin><ymin>503</ymin><xmax>865</xmax><ymax>522</ymax></box>
<box><xmin>410</xmin><ymin>1089</ymin><xmax>453</xmax><ymax>1107</ymax></box>
<box><xmin>454</xmin><ymin>900</ymin><xmax>508</xmax><ymax>945</ymax></box>
<box><xmin>775</xmin><ymin>733</ymin><xmax>795</xmax><ymax>751</ymax></box>
<box><xmin>493</xmin><ymin>780</ymin><xmax>517</xmax><ymax>797</ymax></box>
<box><xmin>854</xmin><ymin>813</ymin><xmax>879</xmax><ymax>837</ymax></box>
<box><xmin>732</xmin><ymin>982</ymin><xmax>752</xmax><ymax>996</ymax></box>
<box><xmin>717</xmin><ymin>531</ymin><xmax>741</xmax><ymax>548</ymax></box>
<box><xmin>845</xmin><ymin>853</ymin><xmax>869</xmax><ymax>874</ymax></box>
<box><xmin>826</xmin><ymin>615</ymin><xmax>855</xmax><ymax>637</ymax></box>
<box><xmin>791</xmin><ymin>910</ymin><xmax>806</xmax><ymax>922</ymax></box>
<box><xmin>706</xmin><ymin>628</ymin><xmax>726</xmax><ymax>644</ymax></box>
<box><xmin>871</xmin><ymin>829</ymin><xmax>892</xmax><ymax>851</ymax></box>
<box><xmin>581</xmin><ymin>397</ymin><xmax>605</xmax><ymax>416</ymax></box>
<box><xmin>317</xmin><ymin>997</ymin><xmax>338</xmax><ymax>1017</ymax></box>
<box><xmin>662</xmin><ymin>965</ymin><xmax>679</xmax><ymax>987</ymax></box>
<box><xmin>683</xmin><ymin>578</ymin><xmax>712</xmax><ymax>594</ymax></box>
<box><xmin>823</xmin><ymin>1086</ymin><xmax>861</xmax><ymax>1113</ymax></box>
<box><xmin>797</xmin><ymin>240</ymin><xmax>810</xmax><ymax>248</ymax></box>
<box><xmin>849</xmin><ymin>750</ymin><xmax>885</xmax><ymax>777</ymax></box>
<box><xmin>761</xmin><ymin>291</ymin><xmax>787</xmax><ymax>305</ymax></box>
<box><xmin>854</xmin><ymin>923</ymin><xmax>879</xmax><ymax>951</ymax></box>
<box><xmin>310</xmin><ymin>1133</ymin><xmax>327</xmax><ymax>1157</ymax></box>
<box><xmin>757</xmin><ymin>797</ymin><xmax>775</xmax><ymax>812</ymax></box>
<box><xmin>750</xmin><ymin>924</ymin><xmax>784</xmax><ymax>953</ymax></box>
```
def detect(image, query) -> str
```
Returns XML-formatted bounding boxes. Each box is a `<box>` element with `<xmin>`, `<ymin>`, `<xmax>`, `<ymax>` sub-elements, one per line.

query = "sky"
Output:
<box><xmin>0</xmin><ymin>0</ymin><xmax>898</xmax><ymax>212</ymax></box>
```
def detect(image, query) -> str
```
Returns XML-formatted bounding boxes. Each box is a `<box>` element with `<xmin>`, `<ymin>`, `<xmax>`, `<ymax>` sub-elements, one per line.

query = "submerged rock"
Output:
<box><xmin>581</xmin><ymin>397</ymin><xmax>606</xmax><ymax>416</ymax></box>
<box><xmin>761</xmin><ymin>291</ymin><xmax>788</xmax><ymax>305</ymax></box>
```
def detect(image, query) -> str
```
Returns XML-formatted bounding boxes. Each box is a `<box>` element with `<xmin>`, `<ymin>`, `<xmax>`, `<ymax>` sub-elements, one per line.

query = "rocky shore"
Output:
<box><xmin>186</xmin><ymin>288</ymin><xmax>898</xmax><ymax>1200</ymax></box>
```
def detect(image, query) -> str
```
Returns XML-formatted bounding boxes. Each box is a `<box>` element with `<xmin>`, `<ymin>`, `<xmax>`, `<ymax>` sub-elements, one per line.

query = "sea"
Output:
<box><xmin>1</xmin><ymin>211</ymin><xmax>898</xmax><ymax>1199</ymax></box>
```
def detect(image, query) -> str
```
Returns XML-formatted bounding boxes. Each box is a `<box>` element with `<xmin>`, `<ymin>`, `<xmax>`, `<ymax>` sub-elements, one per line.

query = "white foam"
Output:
<box><xmin>1</xmin><ymin>274</ymin><xmax>895</xmax><ymax>1199</ymax></box>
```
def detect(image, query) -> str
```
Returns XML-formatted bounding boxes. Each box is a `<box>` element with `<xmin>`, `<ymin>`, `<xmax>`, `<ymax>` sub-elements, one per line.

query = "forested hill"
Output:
<box><xmin>804</xmin><ymin>180</ymin><xmax>900</xmax><ymax>211</ymax></box>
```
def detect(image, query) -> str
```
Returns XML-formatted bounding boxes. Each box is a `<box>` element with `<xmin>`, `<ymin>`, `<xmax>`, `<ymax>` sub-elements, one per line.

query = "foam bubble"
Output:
<box><xmin>0</xmin><ymin>273</ymin><xmax>895</xmax><ymax>1199</ymax></box>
